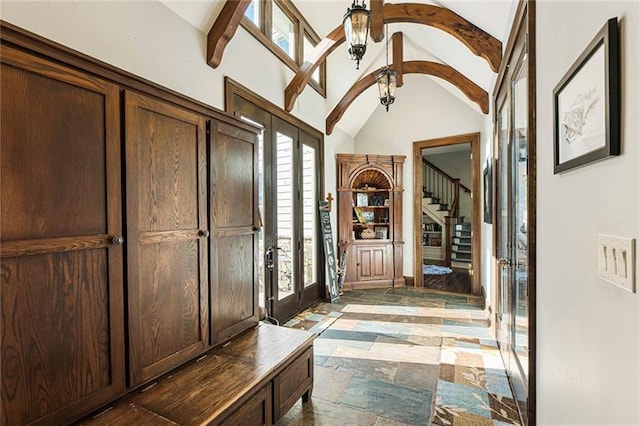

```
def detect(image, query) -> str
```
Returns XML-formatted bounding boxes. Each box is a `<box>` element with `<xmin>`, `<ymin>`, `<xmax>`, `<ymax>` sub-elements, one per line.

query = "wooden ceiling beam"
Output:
<box><xmin>370</xmin><ymin>0</ymin><xmax>384</xmax><ymax>42</ymax></box>
<box><xmin>325</xmin><ymin>60</ymin><xmax>489</xmax><ymax>135</ymax></box>
<box><xmin>285</xmin><ymin>2</ymin><xmax>501</xmax><ymax>112</ymax></box>
<box><xmin>392</xmin><ymin>31</ymin><xmax>403</xmax><ymax>87</ymax></box>
<box><xmin>383</xmin><ymin>3</ymin><xmax>501</xmax><ymax>72</ymax></box>
<box><xmin>284</xmin><ymin>25</ymin><xmax>345</xmax><ymax>112</ymax></box>
<box><xmin>207</xmin><ymin>0</ymin><xmax>252</xmax><ymax>69</ymax></box>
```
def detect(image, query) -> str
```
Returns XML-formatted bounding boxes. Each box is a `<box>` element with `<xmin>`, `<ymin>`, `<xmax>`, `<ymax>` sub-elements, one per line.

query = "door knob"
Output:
<box><xmin>199</xmin><ymin>229</ymin><xmax>210</xmax><ymax>238</ymax></box>
<box><xmin>111</xmin><ymin>235</ymin><xmax>125</xmax><ymax>246</ymax></box>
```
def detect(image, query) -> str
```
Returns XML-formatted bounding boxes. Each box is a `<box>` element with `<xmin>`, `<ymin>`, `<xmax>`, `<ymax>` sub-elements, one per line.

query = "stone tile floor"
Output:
<box><xmin>279</xmin><ymin>287</ymin><xmax>521</xmax><ymax>426</ymax></box>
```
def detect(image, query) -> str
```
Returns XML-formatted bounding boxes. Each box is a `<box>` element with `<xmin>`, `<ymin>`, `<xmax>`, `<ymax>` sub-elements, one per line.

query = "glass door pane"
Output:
<box><xmin>302</xmin><ymin>144</ymin><xmax>317</xmax><ymax>288</ymax></box>
<box><xmin>276</xmin><ymin>131</ymin><xmax>295</xmax><ymax>301</ymax></box>
<box><xmin>496</xmin><ymin>96</ymin><xmax>512</xmax><ymax>371</ymax></box>
<box><xmin>512</xmin><ymin>51</ymin><xmax>529</xmax><ymax>380</ymax></box>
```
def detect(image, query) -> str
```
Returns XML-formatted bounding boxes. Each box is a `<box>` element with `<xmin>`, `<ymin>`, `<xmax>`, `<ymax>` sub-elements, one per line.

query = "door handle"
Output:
<box><xmin>498</xmin><ymin>258</ymin><xmax>510</xmax><ymax>267</ymax></box>
<box><xmin>111</xmin><ymin>235</ymin><xmax>125</xmax><ymax>246</ymax></box>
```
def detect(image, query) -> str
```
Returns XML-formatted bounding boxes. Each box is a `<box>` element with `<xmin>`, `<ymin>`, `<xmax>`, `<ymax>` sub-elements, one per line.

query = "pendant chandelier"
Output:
<box><xmin>376</xmin><ymin>25</ymin><xmax>397</xmax><ymax>111</ymax></box>
<box><xmin>343</xmin><ymin>0</ymin><xmax>370</xmax><ymax>69</ymax></box>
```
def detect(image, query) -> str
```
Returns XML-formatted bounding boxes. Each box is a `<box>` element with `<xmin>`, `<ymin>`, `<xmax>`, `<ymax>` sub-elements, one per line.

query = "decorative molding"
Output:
<box><xmin>326</xmin><ymin>60</ymin><xmax>488</xmax><ymax>135</ymax></box>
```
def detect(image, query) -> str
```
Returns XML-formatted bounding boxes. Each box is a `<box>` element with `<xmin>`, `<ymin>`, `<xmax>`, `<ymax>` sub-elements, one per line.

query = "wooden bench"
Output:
<box><xmin>79</xmin><ymin>324</ymin><xmax>315</xmax><ymax>426</ymax></box>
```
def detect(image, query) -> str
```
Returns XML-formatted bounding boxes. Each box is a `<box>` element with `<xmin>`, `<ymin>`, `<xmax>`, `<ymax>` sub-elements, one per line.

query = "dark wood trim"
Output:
<box><xmin>491</xmin><ymin>1</ymin><xmax>536</xmax><ymax>423</ymax></box>
<box><xmin>403</xmin><ymin>276</ymin><xmax>415</xmax><ymax>287</ymax></box>
<box><xmin>392</xmin><ymin>32</ymin><xmax>404</xmax><ymax>87</ymax></box>
<box><xmin>526</xmin><ymin>1</ymin><xmax>537</xmax><ymax>424</ymax></box>
<box><xmin>285</xmin><ymin>2</ymin><xmax>502</xmax><ymax>111</ymax></box>
<box><xmin>326</xmin><ymin>60</ymin><xmax>488</xmax><ymax>134</ymax></box>
<box><xmin>237</xmin><ymin>0</ymin><xmax>327</xmax><ymax>98</ymax></box>
<box><xmin>370</xmin><ymin>0</ymin><xmax>385</xmax><ymax>42</ymax></box>
<box><xmin>224</xmin><ymin>77</ymin><xmax>323</xmax><ymax>142</ymax></box>
<box><xmin>422</xmin><ymin>159</ymin><xmax>472</xmax><ymax>194</ymax></box>
<box><xmin>241</xmin><ymin>15</ymin><xmax>299</xmax><ymax>71</ymax></box>
<box><xmin>0</xmin><ymin>21</ymin><xmax>260</xmax><ymax>137</ymax></box>
<box><xmin>206</xmin><ymin>0</ymin><xmax>252</xmax><ymax>68</ymax></box>
<box><xmin>412</xmin><ymin>133</ymin><xmax>481</xmax><ymax>295</ymax></box>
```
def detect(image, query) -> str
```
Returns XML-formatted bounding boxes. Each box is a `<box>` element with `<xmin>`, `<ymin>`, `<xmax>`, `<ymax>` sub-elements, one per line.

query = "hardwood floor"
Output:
<box><xmin>423</xmin><ymin>265</ymin><xmax>472</xmax><ymax>294</ymax></box>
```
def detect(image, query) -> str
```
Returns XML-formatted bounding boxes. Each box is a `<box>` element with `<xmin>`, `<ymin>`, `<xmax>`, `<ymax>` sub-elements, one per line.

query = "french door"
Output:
<box><xmin>228</xmin><ymin>89</ymin><xmax>323</xmax><ymax>323</ymax></box>
<box><xmin>494</xmin><ymin>2</ymin><xmax>535</xmax><ymax>424</ymax></box>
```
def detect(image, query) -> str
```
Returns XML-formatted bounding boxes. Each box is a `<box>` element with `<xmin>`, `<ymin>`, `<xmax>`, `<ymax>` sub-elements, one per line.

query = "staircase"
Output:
<box><xmin>451</xmin><ymin>222</ymin><xmax>472</xmax><ymax>268</ymax></box>
<box><xmin>422</xmin><ymin>159</ymin><xmax>472</xmax><ymax>268</ymax></box>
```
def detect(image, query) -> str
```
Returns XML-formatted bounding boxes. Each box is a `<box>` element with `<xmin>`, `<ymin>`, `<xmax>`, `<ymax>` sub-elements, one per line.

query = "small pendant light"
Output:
<box><xmin>343</xmin><ymin>0</ymin><xmax>371</xmax><ymax>70</ymax></box>
<box><xmin>376</xmin><ymin>24</ymin><xmax>397</xmax><ymax>111</ymax></box>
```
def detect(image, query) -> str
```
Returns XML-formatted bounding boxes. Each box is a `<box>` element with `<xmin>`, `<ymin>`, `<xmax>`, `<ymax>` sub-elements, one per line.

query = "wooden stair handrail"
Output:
<box><xmin>423</xmin><ymin>158</ymin><xmax>471</xmax><ymax>194</ymax></box>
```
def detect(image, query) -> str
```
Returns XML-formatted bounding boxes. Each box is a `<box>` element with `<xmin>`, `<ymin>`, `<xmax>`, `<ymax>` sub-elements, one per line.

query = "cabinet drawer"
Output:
<box><xmin>272</xmin><ymin>347</ymin><xmax>313</xmax><ymax>422</ymax></box>
<box><xmin>219</xmin><ymin>384</ymin><xmax>272</xmax><ymax>426</ymax></box>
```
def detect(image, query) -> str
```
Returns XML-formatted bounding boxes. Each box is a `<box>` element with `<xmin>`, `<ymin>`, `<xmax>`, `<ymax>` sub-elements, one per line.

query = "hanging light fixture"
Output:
<box><xmin>376</xmin><ymin>25</ymin><xmax>397</xmax><ymax>111</ymax></box>
<box><xmin>343</xmin><ymin>0</ymin><xmax>370</xmax><ymax>69</ymax></box>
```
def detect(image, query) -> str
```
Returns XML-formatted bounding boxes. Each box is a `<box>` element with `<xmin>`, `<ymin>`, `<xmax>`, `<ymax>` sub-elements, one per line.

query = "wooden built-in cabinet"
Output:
<box><xmin>209</xmin><ymin>121</ymin><xmax>260</xmax><ymax>345</ymax></box>
<box><xmin>0</xmin><ymin>22</ymin><xmax>276</xmax><ymax>425</ymax></box>
<box><xmin>124</xmin><ymin>91</ymin><xmax>210</xmax><ymax>387</ymax></box>
<box><xmin>0</xmin><ymin>44</ymin><xmax>126</xmax><ymax>426</ymax></box>
<box><xmin>337</xmin><ymin>154</ymin><xmax>405</xmax><ymax>290</ymax></box>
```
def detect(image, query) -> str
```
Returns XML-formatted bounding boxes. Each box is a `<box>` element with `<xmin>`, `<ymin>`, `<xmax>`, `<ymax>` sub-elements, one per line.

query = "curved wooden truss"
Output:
<box><xmin>207</xmin><ymin>0</ymin><xmax>252</xmax><ymax>68</ymax></box>
<box><xmin>325</xmin><ymin>60</ymin><xmax>489</xmax><ymax>135</ymax></box>
<box><xmin>284</xmin><ymin>2</ymin><xmax>501</xmax><ymax>112</ymax></box>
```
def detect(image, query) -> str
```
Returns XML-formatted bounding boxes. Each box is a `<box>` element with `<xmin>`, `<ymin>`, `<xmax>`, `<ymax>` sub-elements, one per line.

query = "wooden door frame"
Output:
<box><xmin>492</xmin><ymin>0</ymin><xmax>536</xmax><ymax>424</ymax></box>
<box><xmin>413</xmin><ymin>133</ymin><xmax>481</xmax><ymax>295</ymax></box>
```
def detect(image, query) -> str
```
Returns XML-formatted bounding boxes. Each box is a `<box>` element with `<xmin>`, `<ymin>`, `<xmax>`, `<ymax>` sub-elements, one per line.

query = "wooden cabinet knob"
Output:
<box><xmin>111</xmin><ymin>235</ymin><xmax>125</xmax><ymax>246</ymax></box>
<box><xmin>199</xmin><ymin>230</ymin><xmax>210</xmax><ymax>238</ymax></box>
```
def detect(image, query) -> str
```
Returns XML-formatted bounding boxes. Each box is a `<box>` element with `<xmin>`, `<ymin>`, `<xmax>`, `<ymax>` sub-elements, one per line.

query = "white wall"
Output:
<box><xmin>425</xmin><ymin>150</ymin><xmax>472</xmax><ymax>190</ymax></box>
<box><xmin>353</xmin><ymin>75</ymin><xmax>485</xmax><ymax>278</ymax></box>
<box><xmin>0</xmin><ymin>1</ymin><xmax>326</xmax><ymax>129</ymax></box>
<box><xmin>537</xmin><ymin>1</ymin><xmax>640</xmax><ymax>424</ymax></box>
<box><xmin>481</xmin><ymin>113</ymin><xmax>494</xmax><ymax>309</ymax></box>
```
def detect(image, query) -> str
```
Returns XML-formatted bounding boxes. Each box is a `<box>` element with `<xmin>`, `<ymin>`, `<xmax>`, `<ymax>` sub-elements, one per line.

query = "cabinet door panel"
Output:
<box><xmin>210</xmin><ymin>121</ymin><xmax>259</xmax><ymax>344</ymax></box>
<box><xmin>125</xmin><ymin>91</ymin><xmax>208</xmax><ymax>386</ymax></box>
<box><xmin>356</xmin><ymin>245</ymin><xmax>389</xmax><ymax>281</ymax></box>
<box><xmin>1</xmin><ymin>46</ymin><xmax>124</xmax><ymax>425</ymax></box>
<box><xmin>215</xmin><ymin>234</ymin><xmax>256</xmax><ymax>333</ymax></box>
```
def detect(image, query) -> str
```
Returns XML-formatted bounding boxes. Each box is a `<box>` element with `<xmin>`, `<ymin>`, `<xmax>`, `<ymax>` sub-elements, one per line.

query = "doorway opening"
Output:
<box><xmin>413</xmin><ymin>133</ymin><xmax>481</xmax><ymax>294</ymax></box>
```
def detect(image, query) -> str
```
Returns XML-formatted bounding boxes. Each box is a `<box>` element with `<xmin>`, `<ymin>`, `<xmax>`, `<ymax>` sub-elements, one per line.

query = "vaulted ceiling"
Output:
<box><xmin>160</xmin><ymin>0</ymin><xmax>515</xmax><ymax>137</ymax></box>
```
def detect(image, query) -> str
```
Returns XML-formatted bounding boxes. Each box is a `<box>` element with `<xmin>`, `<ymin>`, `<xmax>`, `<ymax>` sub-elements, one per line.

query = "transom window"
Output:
<box><xmin>241</xmin><ymin>0</ymin><xmax>326</xmax><ymax>96</ymax></box>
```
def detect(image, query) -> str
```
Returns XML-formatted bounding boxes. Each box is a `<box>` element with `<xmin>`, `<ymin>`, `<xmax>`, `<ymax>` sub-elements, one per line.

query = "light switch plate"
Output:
<box><xmin>597</xmin><ymin>234</ymin><xmax>636</xmax><ymax>293</ymax></box>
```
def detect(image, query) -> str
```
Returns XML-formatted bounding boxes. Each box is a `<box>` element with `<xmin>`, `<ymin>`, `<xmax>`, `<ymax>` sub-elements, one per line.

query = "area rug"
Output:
<box><xmin>432</xmin><ymin>336</ymin><xmax>521</xmax><ymax>425</ymax></box>
<box><xmin>423</xmin><ymin>264</ymin><xmax>453</xmax><ymax>275</ymax></box>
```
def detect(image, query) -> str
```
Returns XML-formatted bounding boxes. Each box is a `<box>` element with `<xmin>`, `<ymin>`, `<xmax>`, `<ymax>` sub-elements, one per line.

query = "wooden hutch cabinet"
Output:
<box><xmin>337</xmin><ymin>154</ymin><xmax>405</xmax><ymax>290</ymax></box>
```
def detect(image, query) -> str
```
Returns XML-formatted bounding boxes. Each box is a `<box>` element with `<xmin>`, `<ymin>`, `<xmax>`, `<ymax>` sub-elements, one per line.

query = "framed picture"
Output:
<box><xmin>553</xmin><ymin>17</ymin><xmax>620</xmax><ymax>174</ymax></box>
<box><xmin>369</xmin><ymin>195</ymin><xmax>384</xmax><ymax>206</ymax></box>
<box><xmin>483</xmin><ymin>159</ymin><xmax>492</xmax><ymax>224</ymax></box>
<box><xmin>362</xmin><ymin>211</ymin><xmax>375</xmax><ymax>223</ymax></box>
<box><xmin>356</xmin><ymin>192</ymin><xmax>369</xmax><ymax>206</ymax></box>
<box><xmin>354</xmin><ymin>207</ymin><xmax>366</xmax><ymax>224</ymax></box>
<box><xmin>374</xmin><ymin>226</ymin><xmax>388</xmax><ymax>239</ymax></box>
